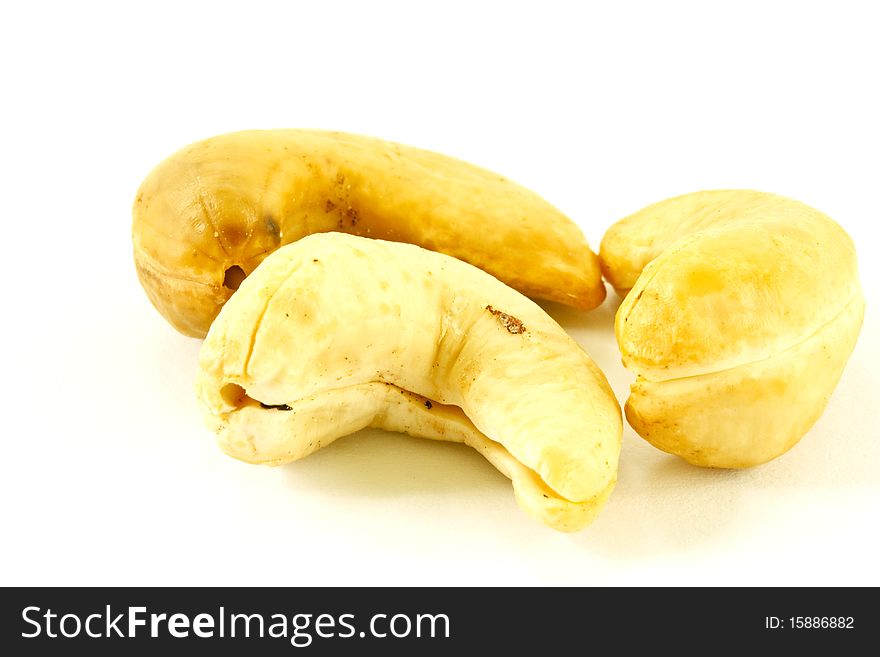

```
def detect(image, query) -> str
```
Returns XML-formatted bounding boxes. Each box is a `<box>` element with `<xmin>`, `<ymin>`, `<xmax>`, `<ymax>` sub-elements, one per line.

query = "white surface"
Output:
<box><xmin>1</xmin><ymin>1</ymin><xmax>878</xmax><ymax>586</ymax></box>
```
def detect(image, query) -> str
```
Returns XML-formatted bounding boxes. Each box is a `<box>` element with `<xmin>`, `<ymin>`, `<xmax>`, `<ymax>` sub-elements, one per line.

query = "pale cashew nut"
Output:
<box><xmin>196</xmin><ymin>233</ymin><xmax>622</xmax><ymax>531</ymax></box>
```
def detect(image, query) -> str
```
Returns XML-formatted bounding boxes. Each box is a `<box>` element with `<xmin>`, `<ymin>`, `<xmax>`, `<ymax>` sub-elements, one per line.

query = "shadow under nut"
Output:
<box><xmin>603</xmin><ymin>190</ymin><xmax>864</xmax><ymax>468</ymax></box>
<box><xmin>132</xmin><ymin>129</ymin><xmax>605</xmax><ymax>338</ymax></box>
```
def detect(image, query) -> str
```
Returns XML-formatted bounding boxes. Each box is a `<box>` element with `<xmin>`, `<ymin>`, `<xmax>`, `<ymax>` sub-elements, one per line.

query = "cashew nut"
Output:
<box><xmin>133</xmin><ymin>130</ymin><xmax>605</xmax><ymax>337</ymax></box>
<box><xmin>196</xmin><ymin>233</ymin><xmax>622</xmax><ymax>531</ymax></box>
<box><xmin>601</xmin><ymin>190</ymin><xmax>864</xmax><ymax>467</ymax></box>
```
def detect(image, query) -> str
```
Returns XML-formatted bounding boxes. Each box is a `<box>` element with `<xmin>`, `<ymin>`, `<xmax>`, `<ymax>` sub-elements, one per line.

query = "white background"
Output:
<box><xmin>2</xmin><ymin>1</ymin><xmax>878</xmax><ymax>586</ymax></box>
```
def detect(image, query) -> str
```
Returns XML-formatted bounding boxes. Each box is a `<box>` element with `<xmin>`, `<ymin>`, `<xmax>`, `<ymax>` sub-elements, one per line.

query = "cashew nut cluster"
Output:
<box><xmin>133</xmin><ymin>128</ymin><xmax>865</xmax><ymax>532</ymax></box>
<box><xmin>196</xmin><ymin>233</ymin><xmax>622</xmax><ymax>531</ymax></box>
<box><xmin>601</xmin><ymin>190</ymin><xmax>864</xmax><ymax>468</ymax></box>
<box><xmin>133</xmin><ymin>129</ymin><xmax>605</xmax><ymax>337</ymax></box>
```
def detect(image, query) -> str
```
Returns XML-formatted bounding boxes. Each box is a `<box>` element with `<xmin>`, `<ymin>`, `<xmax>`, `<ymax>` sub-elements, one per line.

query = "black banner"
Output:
<box><xmin>0</xmin><ymin>587</ymin><xmax>870</xmax><ymax>654</ymax></box>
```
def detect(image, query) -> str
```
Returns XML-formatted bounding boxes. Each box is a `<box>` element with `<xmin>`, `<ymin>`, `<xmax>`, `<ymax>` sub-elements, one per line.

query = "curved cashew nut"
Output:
<box><xmin>133</xmin><ymin>130</ymin><xmax>605</xmax><ymax>337</ymax></box>
<box><xmin>196</xmin><ymin>233</ymin><xmax>621</xmax><ymax>531</ymax></box>
<box><xmin>600</xmin><ymin>190</ymin><xmax>864</xmax><ymax>467</ymax></box>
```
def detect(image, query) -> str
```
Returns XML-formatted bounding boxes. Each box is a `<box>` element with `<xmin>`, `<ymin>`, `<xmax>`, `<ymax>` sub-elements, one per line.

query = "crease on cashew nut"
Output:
<box><xmin>133</xmin><ymin>129</ymin><xmax>605</xmax><ymax>338</ymax></box>
<box><xmin>196</xmin><ymin>233</ymin><xmax>621</xmax><ymax>531</ymax></box>
<box><xmin>600</xmin><ymin>190</ymin><xmax>865</xmax><ymax>468</ymax></box>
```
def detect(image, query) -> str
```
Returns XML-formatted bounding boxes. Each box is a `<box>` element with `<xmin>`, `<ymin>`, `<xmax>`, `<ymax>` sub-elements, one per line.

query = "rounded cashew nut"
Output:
<box><xmin>196</xmin><ymin>233</ymin><xmax>622</xmax><ymax>531</ymax></box>
<box><xmin>600</xmin><ymin>190</ymin><xmax>864</xmax><ymax>468</ymax></box>
<box><xmin>133</xmin><ymin>130</ymin><xmax>605</xmax><ymax>337</ymax></box>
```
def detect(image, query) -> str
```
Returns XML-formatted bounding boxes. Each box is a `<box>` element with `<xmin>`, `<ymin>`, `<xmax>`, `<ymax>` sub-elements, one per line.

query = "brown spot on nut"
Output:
<box><xmin>265</xmin><ymin>215</ymin><xmax>281</xmax><ymax>240</ymax></box>
<box><xmin>221</xmin><ymin>223</ymin><xmax>247</xmax><ymax>247</ymax></box>
<box><xmin>486</xmin><ymin>305</ymin><xmax>526</xmax><ymax>334</ymax></box>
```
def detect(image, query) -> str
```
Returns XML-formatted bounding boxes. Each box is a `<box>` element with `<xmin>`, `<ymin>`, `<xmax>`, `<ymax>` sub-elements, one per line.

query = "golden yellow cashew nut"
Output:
<box><xmin>133</xmin><ymin>129</ymin><xmax>605</xmax><ymax>338</ymax></box>
<box><xmin>601</xmin><ymin>190</ymin><xmax>864</xmax><ymax>468</ymax></box>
